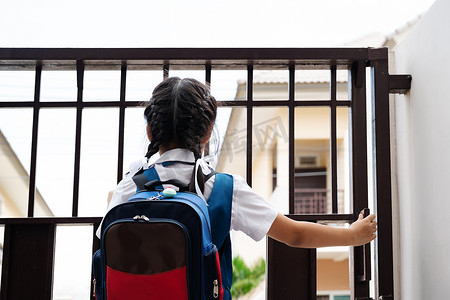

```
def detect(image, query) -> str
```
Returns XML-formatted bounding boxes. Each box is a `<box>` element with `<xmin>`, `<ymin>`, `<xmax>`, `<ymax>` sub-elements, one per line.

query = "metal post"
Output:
<box><xmin>117</xmin><ymin>64</ymin><xmax>127</xmax><ymax>183</ymax></box>
<box><xmin>246</xmin><ymin>65</ymin><xmax>253</xmax><ymax>186</ymax></box>
<box><xmin>72</xmin><ymin>60</ymin><xmax>84</xmax><ymax>217</ymax></box>
<box><xmin>288</xmin><ymin>64</ymin><xmax>295</xmax><ymax>214</ymax></box>
<box><xmin>330</xmin><ymin>65</ymin><xmax>338</xmax><ymax>214</ymax></box>
<box><xmin>350</xmin><ymin>60</ymin><xmax>371</xmax><ymax>299</ymax></box>
<box><xmin>371</xmin><ymin>55</ymin><xmax>394</xmax><ymax>300</ymax></box>
<box><xmin>27</xmin><ymin>65</ymin><xmax>42</xmax><ymax>217</ymax></box>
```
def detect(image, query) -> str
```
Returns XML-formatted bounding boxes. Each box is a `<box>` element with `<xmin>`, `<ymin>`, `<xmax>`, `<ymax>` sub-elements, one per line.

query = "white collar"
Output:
<box><xmin>152</xmin><ymin>148</ymin><xmax>212</xmax><ymax>175</ymax></box>
<box><xmin>148</xmin><ymin>148</ymin><xmax>213</xmax><ymax>204</ymax></box>
<box><xmin>150</xmin><ymin>148</ymin><xmax>195</xmax><ymax>165</ymax></box>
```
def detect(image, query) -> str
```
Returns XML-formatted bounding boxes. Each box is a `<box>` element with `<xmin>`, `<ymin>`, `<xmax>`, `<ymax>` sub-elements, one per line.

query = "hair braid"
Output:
<box><xmin>143</xmin><ymin>77</ymin><xmax>217</xmax><ymax>159</ymax></box>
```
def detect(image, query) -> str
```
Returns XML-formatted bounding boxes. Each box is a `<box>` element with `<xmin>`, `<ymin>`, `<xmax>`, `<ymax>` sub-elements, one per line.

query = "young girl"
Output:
<box><xmin>103</xmin><ymin>77</ymin><xmax>377</xmax><ymax>299</ymax></box>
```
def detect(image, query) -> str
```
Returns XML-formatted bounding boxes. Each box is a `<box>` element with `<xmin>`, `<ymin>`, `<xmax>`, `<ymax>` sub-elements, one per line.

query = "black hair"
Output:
<box><xmin>144</xmin><ymin>77</ymin><xmax>217</xmax><ymax>159</ymax></box>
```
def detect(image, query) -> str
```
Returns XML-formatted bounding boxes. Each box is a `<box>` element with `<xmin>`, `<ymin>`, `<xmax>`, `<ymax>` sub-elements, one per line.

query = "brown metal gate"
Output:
<box><xmin>0</xmin><ymin>48</ymin><xmax>410</xmax><ymax>299</ymax></box>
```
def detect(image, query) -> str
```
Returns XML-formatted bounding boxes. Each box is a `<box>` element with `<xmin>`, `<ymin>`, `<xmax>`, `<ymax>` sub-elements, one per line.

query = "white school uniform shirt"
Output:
<box><xmin>97</xmin><ymin>148</ymin><xmax>278</xmax><ymax>241</ymax></box>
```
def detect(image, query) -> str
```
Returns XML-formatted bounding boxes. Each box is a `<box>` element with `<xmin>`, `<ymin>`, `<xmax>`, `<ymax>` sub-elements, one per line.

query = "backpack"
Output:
<box><xmin>92</xmin><ymin>161</ymin><xmax>234</xmax><ymax>300</ymax></box>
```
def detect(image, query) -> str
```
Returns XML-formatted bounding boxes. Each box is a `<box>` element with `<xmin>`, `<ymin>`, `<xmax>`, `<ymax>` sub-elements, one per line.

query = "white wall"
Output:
<box><xmin>393</xmin><ymin>0</ymin><xmax>450</xmax><ymax>298</ymax></box>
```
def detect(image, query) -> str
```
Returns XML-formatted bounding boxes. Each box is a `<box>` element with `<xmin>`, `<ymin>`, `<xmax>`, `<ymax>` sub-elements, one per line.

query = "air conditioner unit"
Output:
<box><xmin>298</xmin><ymin>155</ymin><xmax>319</xmax><ymax>168</ymax></box>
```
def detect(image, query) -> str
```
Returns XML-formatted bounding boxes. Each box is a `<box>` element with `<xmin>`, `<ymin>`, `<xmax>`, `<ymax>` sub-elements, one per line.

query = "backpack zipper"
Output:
<box><xmin>92</xmin><ymin>278</ymin><xmax>96</xmax><ymax>298</ymax></box>
<box><xmin>130</xmin><ymin>192</ymin><xmax>213</xmax><ymax>240</ymax></box>
<box><xmin>133</xmin><ymin>215</ymin><xmax>150</xmax><ymax>221</ymax></box>
<box><xmin>213</xmin><ymin>279</ymin><xmax>219</xmax><ymax>298</ymax></box>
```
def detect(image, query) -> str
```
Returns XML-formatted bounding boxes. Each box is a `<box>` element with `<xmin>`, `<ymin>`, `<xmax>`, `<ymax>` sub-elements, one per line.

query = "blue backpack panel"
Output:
<box><xmin>93</xmin><ymin>166</ymin><xmax>233</xmax><ymax>300</ymax></box>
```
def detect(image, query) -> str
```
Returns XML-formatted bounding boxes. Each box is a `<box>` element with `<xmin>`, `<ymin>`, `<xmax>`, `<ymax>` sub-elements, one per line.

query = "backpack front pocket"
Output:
<box><xmin>104</xmin><ymin>220</ymin><xmax>189</xmax><ymax>300</ymax></box>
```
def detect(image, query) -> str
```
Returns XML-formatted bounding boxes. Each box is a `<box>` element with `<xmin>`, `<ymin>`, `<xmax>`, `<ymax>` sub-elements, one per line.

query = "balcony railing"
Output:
<box><xmin>294</xmin><ymin>188</ymin><xmax>345</xmax><ymax>214</ymax></box>
<box><xmin>0</xmin><ymin>48</ymin><xmax>410</xmax><ymax>300</ymax></box>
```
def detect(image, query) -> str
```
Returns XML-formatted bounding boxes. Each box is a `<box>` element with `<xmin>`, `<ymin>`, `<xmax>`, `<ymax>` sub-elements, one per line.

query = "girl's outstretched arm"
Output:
<box><xmin>267</xmin><ymin>213</ymin><xmax>377</xmax><ymax>248</ymax></box>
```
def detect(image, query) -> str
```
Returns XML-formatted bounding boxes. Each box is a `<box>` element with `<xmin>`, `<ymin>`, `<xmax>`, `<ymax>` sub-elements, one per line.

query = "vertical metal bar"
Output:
<box><xmin>204</xmin><ymin>64</ymin><xmax>212</xmax><ymax>156</ymax></box>
<box><xmin>246</xmin><ymin>65</ymin><xmax>253</xmax><ymax>186</ymax></box>
<box><xmin>372</xmin><ymin>57</ymin><xmax>394</xmax><ymax>300</ymax></box>
<box><xmin>267</xmin><ymin>237</ymin><xmax>317</xmax><ymax>300</ymax></box>
<box><xmin>27</xmin><ymin>65</ymin><xmax>42</xmax><ymax>217</ymax></box>
<box><xmin>0</xmin><ymin>224</ymin><xmax>12</xmax><ymax>299</ymax></box>
<box><xmin>288</xmin><ymin>65</ymin><xmax>295</xmax><ymax>214</ymax></box>
<box><xmin>330</xmin><ymin>65</ymin><xmax>338</xmax><ymax>214</ymax></box>
<box><xmin>163</xmin><ymin>64</ymin><xmax>169</xmax><ymax>79</ymax></box>
<box><xmin>45</xmin><ymin>224</ymin><xmax>56</xmax><ymax>299</ymax></box>
<box><xmin>205</xmin><ymin>64</ymin><xmax>211</xmax><ymax>85</ymax></box>
<box><xmin>117</xmin><ymin>64</ymin><xmax>126</xmax><ymax>183</ymax></box>
<box><xmin>349</xmin><ymin>60</ymin><xmax>370</xmax><ymax>299</ymax></box>
<box><xmin>91</xmin><ymin>221</ymin><xmax>101</xmax><ymax>300</ymax></box>
<box><xmin>0</xmin><ymin>224</ymin><xmax>56</xmax><ymax>299</ymax></box>
<box><xmin>92</xmin><ymin>222</ymin><xmax>101</xmax><ymax>253</ymax></box>
<box><xmin>309</xmin><ymin>248</ymin><xmax>317</xmax><ymax>299</ymax></box>
<box><xmin>72</xmin><ymin>60</ymin><xmax>84</xmax><ymax>217</ymax></box>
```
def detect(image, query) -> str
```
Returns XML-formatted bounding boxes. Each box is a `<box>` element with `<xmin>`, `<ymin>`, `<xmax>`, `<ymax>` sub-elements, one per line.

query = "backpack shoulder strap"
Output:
<box><xmin>132</xmin><ymin>166</ymin><xmax>160</xmax><ymax>192</ymax></box>
<box><xmin>207</xmin><ymin>173</ymin><xmax>233</xmax><ymax>299</ymax></box>
<box><xmin>206</xmin><ymin>173</ymin><xmax>233</xmax><ymax>251</ymax></box>
<box><xmin>132</xmin><ymin>161</ymin><xmax>194</xmax><ymax>192</ymax></box>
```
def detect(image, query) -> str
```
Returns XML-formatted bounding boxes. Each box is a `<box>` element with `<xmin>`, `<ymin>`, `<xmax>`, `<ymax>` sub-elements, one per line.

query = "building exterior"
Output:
<box><xmin>0</xmin><ymin>129</ymin><xmax>53</xmax><ymax>217</ymax></box>
<box><xmin>0</xmin><ymin>129</ymin><xmax>53</xmax><ymax>286</ymax></box>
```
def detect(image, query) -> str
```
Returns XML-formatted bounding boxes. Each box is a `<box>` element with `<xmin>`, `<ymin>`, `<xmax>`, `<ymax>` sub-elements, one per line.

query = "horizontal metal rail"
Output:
<box><xmin>0</xmin><ymin>48</ymin><xmax>386</xmax><ymax>70</ymax></box>
<box><xmin>0</xmin><ymin>217</ymin><xmax>101</xmax><ymax>225</ymax></box>
<box><xmin>0</xmin><ymin>99</ymin><xmax>353</xmax><ymax>108</ymax></box>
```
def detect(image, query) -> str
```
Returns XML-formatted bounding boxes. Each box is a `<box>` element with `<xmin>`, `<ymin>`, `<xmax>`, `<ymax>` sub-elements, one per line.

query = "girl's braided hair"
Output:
<box><xmin>144</xmin><ymin>77</ymin><xmax>217</xmax><ymax>159</ymax></box>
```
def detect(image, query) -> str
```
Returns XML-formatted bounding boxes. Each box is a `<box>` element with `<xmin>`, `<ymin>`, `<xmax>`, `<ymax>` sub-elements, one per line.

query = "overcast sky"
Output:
<box><xmin>0</xmin><ymin>0</ymin><xmax>436</xmax><ymax>48</ymax></box>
